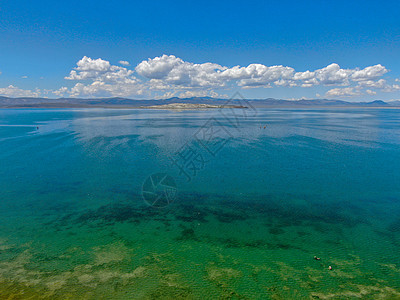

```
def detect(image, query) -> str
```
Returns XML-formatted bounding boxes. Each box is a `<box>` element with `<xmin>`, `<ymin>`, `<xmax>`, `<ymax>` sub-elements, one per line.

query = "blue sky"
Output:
<box><xmin>1</xmin><ymin>0</ymin><xmax>400</xmax><ymax>101</ymax></box>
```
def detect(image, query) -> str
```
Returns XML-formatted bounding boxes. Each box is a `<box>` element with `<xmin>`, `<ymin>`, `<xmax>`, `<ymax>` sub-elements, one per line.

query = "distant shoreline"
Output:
<box><xmin>139</xmin><ymin>103</ymin><xmax>248</xmax><ymax>110</ymax></box>
<box><xmin>2</xmin><ymin>101</ymin><xmax>400</xmax><ymax>110</ymax></box>
<box><xmin>0</xmin><ymin>104</ymin><xmax>248</xmax><ymax>109</ymax></box>
<box><xmin>2</xmin><ymin>105</ymin><xmax>400</xmax><ymax>110</ymax></box>
<box><xmin>1</xmin><ymin>96</ymin><xmax>399</xmax><ymax>109</ymax></box>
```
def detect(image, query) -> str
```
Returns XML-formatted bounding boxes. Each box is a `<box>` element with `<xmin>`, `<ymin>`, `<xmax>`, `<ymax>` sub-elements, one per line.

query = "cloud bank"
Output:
<box><xmin>1</xmin><ymin>55</ymin><xmax>400</xmax><ymax>99</ymax></box>
<box><xmin>0</xmin><ymin>85</ymin><xmax>41</xmax><ymax>97</ymax></box>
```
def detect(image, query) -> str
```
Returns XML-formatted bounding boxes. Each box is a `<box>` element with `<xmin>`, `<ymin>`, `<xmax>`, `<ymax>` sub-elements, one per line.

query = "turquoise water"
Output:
<box><xmin>0</xmin><ymin>107</ymin><xmax>400</xmax><ymax>299</ymax></box>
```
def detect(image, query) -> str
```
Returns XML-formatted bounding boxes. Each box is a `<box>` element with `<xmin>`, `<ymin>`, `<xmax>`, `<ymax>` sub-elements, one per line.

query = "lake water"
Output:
<box><xmin>0</xmin><ymin>107</ymin><xmax>400</xmax><ymax>299</ymax></box>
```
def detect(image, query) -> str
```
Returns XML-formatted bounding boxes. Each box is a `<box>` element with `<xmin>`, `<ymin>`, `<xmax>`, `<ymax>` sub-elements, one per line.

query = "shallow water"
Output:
<box><xmin>0</xmin><ymin>107</ymin><xmax>400</xmax><ymax>299</ymax></box>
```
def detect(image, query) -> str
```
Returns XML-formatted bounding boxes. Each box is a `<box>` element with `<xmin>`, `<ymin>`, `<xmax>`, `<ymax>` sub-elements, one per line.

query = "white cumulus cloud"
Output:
<box><xmin>325</xmin><ymin>87</ymin><xmax>362</xmax><ymax>97</ymax></box>
<box><xmin>64</xmin><ymin>56</ymin><xmax>144</xmax><ymax>97</ymax></box>
<box><xmin>136</xmin><ymin>54</ymin><xmax>227</xmax><ymax>87</ymax></box>
<box><xmin>0</xmin><ymin>85</ymin><xmax>41</xmax><ymax>97</ymax></box>
<box><xmin>357</xmin><ymin>79</ymin><xmax>387</xmax><ymax>89</ymax></box>
<box><xmin>65</xmin><ymin>56</ymin><xmax>133</xmax><ymax>82</ymax></box>
<box><xmin>119</xmin><ymin>60</ymin><xmax>130</xmax><ymax>66</ymax></box>
<box><xmin>351</xmin><ymin>64</ymin><xmax>388</xmax><ymax>81</ymax></box>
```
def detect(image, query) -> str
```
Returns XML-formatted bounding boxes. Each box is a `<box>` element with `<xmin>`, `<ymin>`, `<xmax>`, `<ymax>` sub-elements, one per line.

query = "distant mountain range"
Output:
<box><xmin>0</xmin><ymin>96</ymin><xmax>399</xmax><ymax>108</ymax></box>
